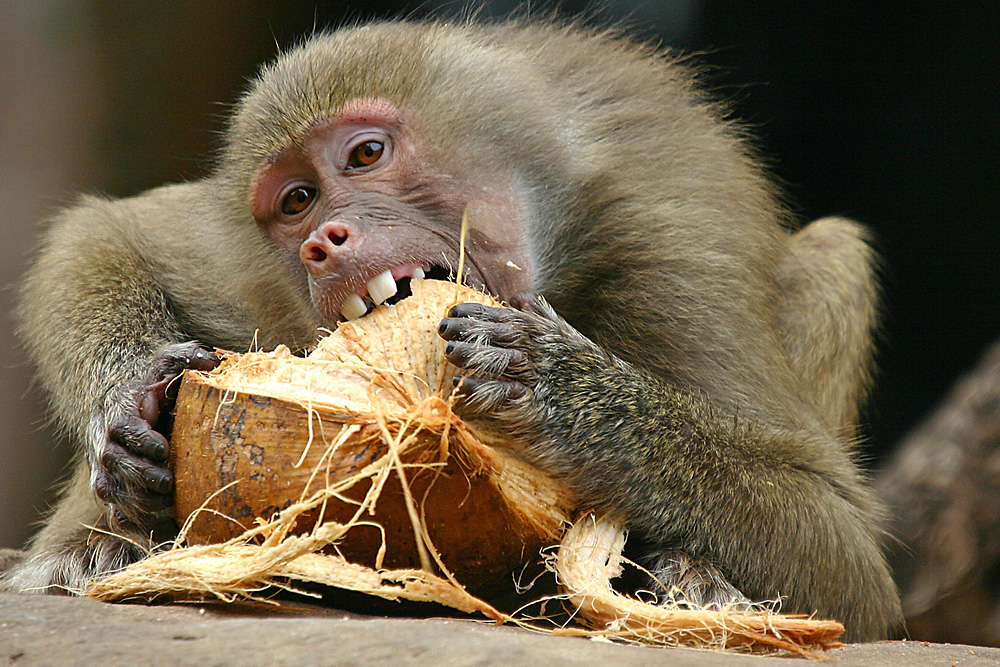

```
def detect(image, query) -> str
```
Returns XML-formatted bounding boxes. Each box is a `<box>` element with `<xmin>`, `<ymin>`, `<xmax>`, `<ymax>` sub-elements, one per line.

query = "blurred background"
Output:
<box><xmin>1</xmin><ymin>0</ymin><xmax>997</xmax><ymax>620</ymax></box>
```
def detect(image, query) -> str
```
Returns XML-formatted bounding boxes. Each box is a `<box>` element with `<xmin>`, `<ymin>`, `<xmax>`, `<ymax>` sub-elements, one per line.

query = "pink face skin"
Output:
<box><xmin>249</xmin><ymin>98</ymin><xmax>534</xmax><ymax>324</ymax></box>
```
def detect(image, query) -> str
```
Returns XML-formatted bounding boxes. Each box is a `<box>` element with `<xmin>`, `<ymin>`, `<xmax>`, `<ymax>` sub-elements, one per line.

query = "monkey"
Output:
<box><xmin>4</xmin><ymin>21</ymin><xmax>901</xmax><ymax>641</ymax></box>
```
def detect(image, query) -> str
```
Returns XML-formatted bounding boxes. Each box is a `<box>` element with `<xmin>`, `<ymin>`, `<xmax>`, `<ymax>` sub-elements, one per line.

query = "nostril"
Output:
<box><xmin>303</xmin><ymin>243</ymin><xmax>327</xmax><ymax>263</ymax></box>
<box><xmin>327</xmin><ymin>225</ymin><xmax>349</xmax><ymax>246</ymax></box>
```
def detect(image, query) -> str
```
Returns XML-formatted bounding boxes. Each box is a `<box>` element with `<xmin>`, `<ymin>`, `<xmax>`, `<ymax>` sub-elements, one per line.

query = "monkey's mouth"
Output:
<box><xmin>338</xmin><ymin>264</ymin><xmax>453</xmax><ymax>321</ymax></box>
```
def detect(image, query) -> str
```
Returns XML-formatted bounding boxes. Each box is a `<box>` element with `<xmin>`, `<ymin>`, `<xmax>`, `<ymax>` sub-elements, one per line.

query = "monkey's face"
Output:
<box><xmin>249</xmin><ymin>98</ymin><xmax>534</xmax><ymax>325</ymax></box>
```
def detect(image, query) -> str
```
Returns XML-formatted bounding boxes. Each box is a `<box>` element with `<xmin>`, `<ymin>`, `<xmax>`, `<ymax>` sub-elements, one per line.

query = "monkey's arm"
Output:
<box><xmin>440</xmin><ymin>300</ymin><xmax>900</xmax><ymax>641</ymax></box>
<box><xmin>8</xmin><ymin>185</ymin><xmax>228</xmax><ymax>592</ymax></box>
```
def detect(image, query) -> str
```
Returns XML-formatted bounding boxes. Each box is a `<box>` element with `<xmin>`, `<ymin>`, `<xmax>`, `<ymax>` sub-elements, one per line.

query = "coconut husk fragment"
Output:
<box><xmin>85</xmin><ymin>279</ymin><xmax>845</xmax><ymax>657</ymax></box>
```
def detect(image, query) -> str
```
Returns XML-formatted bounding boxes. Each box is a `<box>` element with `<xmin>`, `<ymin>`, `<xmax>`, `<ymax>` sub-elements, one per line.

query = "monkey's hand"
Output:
<box><xmin>90</xmin><ymin>343</ymin><xmax>220</xmax><ymax>540</ymax></box>
<box><xmin>438</xmin><ymin>297</ymin><xmax>621</xmax><ymax>474</ymax></box>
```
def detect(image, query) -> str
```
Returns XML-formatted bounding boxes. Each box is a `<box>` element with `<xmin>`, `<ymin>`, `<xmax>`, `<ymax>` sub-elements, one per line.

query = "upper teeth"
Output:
<box><xmin>339</xmin><ymin>266</ymin><xmax>429</xmax><ymax>321</ymax></box>
<box><xmin>340</xmin><ymin>294</ymin><xmax>367</xmax><ymax>320</ymax></box>
<box><xmin>366</xmin><ymin>269</ymin><xmax>397</xmax><ymax>305</ymax></box>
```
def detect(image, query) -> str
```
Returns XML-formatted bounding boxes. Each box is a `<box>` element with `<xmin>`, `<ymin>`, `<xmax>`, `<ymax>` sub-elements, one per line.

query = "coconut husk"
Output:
<box><xmin>85</xmin><ymin>279</ymin><xmax>844</xmax><ymax>657</ymax></box>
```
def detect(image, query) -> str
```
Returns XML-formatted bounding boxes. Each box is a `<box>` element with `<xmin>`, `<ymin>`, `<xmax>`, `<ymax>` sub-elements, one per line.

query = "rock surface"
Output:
<box><xmin>2</xmin><ymin>592</ymin><xmax>998</xmax><ymax>666</ymax></box>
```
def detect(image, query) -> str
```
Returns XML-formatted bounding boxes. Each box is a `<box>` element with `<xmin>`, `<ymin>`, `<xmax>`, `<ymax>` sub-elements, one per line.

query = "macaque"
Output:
<box><xmin>5</xmin><ymin>21</ymin><xmax>901</xmax><ymax>640</ymax></box>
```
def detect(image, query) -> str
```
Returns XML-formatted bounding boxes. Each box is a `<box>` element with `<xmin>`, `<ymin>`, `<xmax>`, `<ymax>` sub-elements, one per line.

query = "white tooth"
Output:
<box><xmin>366</xmin><ymin>269</ymin><xmax>397</xmax><ymax>305</ymax></box>
<box><xmin>340</xmin><ymin>294</ymin><xmax>367</xmax><ymax>320</ymax></box>
<box><xmin>412</xmin><ymin>267</ymin><xmax>425</xmax><ymax>280</ymax></box>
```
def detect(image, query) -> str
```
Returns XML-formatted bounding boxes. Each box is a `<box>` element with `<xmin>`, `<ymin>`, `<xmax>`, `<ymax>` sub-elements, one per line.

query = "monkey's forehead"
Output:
<box><xmin>223</xmin><ymin>23</ymin><xmax>513</xmax><ymax>165</ymax></box>
<box><xmin>218</xmin><ymin>20</ymin><xmax>688</xmax><ymax>174</ymax></box>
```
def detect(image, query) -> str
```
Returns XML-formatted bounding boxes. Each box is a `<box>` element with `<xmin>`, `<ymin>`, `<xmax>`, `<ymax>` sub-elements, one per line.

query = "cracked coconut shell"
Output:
<box><xmin>169</xmin><ymin>279</ymin><xmax>575</xmax><ymax>596</ymax></box>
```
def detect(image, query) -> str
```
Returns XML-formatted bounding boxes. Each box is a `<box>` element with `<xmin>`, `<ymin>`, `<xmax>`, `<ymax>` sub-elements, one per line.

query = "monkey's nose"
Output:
<box><xmin>301</xmin><ymin>220</ymin><xmax>353</xmax><ymax>266</ymax></box>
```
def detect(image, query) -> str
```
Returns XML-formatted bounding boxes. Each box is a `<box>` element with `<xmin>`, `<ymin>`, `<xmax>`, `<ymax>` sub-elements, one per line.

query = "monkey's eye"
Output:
<box><xmin>346</xmin><ymin>140</ymin><xmax>385</xmax><ymax>170</ymax></box>
<box><xmin>280</xmin><ymin>186</ymin><xmax>317</xmax><ymax>216</ymax></box>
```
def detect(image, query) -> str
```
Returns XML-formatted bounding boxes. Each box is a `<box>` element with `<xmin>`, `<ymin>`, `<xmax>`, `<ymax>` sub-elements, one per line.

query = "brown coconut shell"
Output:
<box><xmin>169</xmin><ymin>279</ymin><xmax>575</xmax><ymax>596</ymax></box>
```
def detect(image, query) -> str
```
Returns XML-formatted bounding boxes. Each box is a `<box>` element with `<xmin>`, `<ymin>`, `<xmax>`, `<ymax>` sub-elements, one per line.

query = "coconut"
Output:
<box><xmin>169</xmin><ymin>279</ymin><xmax>574</xmax><ymax>595</ymax></box>
<box><xmin>87</xmin><ymin>279</ymin><xmax>845</xmax><ymax>657</ymax></box>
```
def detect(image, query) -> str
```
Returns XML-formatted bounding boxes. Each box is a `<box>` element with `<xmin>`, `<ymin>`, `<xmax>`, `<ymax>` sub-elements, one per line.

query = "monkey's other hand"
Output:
<box><xmin>439</xmin><ymin>297</ymin><xmax>614</xmax><ymax>457</ymax></box>
<box><xmin>90</xmin><ymin>343</ymin><xmax>220</xmax><ymax>539</ymax></box>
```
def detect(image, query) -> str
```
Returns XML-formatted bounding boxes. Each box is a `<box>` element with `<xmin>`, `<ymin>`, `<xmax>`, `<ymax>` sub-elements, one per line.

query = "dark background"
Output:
<box><xmin>1</xmin><ymin>1</ymin><xmax>997</xmax><ymax>550</ymax></box>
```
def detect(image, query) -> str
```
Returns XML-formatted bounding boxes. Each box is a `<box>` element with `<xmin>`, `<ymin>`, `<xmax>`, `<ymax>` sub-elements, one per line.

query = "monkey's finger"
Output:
<box><xmin>438</xmin><ymin>317</ymin><xmax>521</xmax><ymax>346</ymax></box>
<box><xmin>110</xmin><ymin>506</ymin><xmax>178</xmax><ymax>542</ymax></box>
<box><xmin>149</xmin><ymin>375</ymin><xmax>181</xmax><ymax>408</ymax></box>
<box><xmin>106</xmin><ymin>497</ymin><xmax>175</xmax><ymax>540</ymax></box>
<box><xmin>452</xmin><ymin>376</ymin><xmax>528</xmax><ymax>417</ymax></box>
<box><xmin>445</xmin><ymin>340</ymin><xmax>534</xmax><ymax>382</ymax></box>
<box><xmin>447</xmin><ymin>303</ymin><xmax>518</xmax><ymax>323</ymax></box>
<box><xmin>98</xmin><ymin>440</ymin><xmax>174</xmax><ymax>495</ymax></box>
<box><xmin>109</xmin><ymin>490</ymin><xmax>174</xmax><ymax>517</ymax></box>
<box><xmin>149</xmin><ymin>514</ymin><xmax>180</xmax><ymax>543</ymax></box>
<box><xmin>148</xmin><ymin>345</ymin><xmax>222</xmax><ymax>403</ymax></box>
<box><xmin>108</xmin><ymin>415</ymin><xmax>170</xmax><ymax>462</ymax></box>
<box><xmin>96</xmin><ymin>491</ymin><xmax>172</xmax><ymax>530</ymax></box>
<box><xmin>138</xmin><ymin>379</ymin><xmax>180</xmax><ymax>426</ymax></box>
<box><xmin>164</xmin><ymin>348</ymin><xmax>221</xmax><ymax>402</ymax></box>
<box><xmin>138</xmin><ymin>386</ymin><xmax>161</xmax><ymax>425</ymax></box>
<box><xmin>150</xmin><ymin>344</ymin><xmax>221</xmax><ymax>379</ymax></box>
<box><xmin>187</xmin><ymin>347</ymin><xmax>222</xmax><ymax>372</ymax></box>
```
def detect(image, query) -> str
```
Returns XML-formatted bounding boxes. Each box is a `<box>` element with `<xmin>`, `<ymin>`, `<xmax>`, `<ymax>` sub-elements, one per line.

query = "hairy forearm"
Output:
<box><xmin>531</xmin><ymin>353</ymin><xmax>895</xmax><ymax>632</ymax></box>
<box><xmin>19</xmin><ymin>200</ymin><xmax>181</xmax><ymax>442</ymax></box>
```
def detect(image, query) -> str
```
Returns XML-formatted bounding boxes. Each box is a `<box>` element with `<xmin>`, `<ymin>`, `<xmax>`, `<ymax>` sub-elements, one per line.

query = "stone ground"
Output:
<box><xmin>1</xmin><ymin>593</ymin><xmax>998</xmax><ymax>666</ymax></box>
